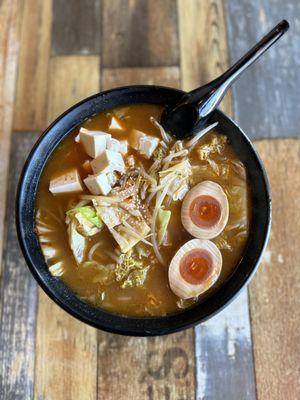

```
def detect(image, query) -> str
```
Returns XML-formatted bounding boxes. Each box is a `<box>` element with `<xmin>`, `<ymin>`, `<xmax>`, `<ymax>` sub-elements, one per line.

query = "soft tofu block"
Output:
<box><xmin>90</xmin><ymin>149</ymin><xmax>125</xmax><ymax>174</ymax></box>
<box><xmin>107</xmin><ymin>172</ymin><xmax>117</xmax><ymax>187</ymax></box>
<box><xmin>119</xmin><ymin>140</ymin><xmax>128</xmax><ymax>155</ymax></box>
<box><xmin>107</xmin><ymin>137</ymin><xmax>120</xmax><ymax>152</ymax></box>
<box><xmin>139</xmin><ymin>135</ymin><xmax>159</xmax><ymax>158</ymax></box>
<box><xmin>49</xmin><ymin>169</ymin><xmax>83</xmax><ymax>194</ymax></box>
<box><xmin>109</xmin><ymin>116</ymin><xmax>123</xmax><ymax>131</ymax></box>
<box><xmin>79</xmin><ymin>128</ymin><xmax>111</xmax><ymax>158</ymax></box>
<box><xmin>129</xmin><ymin>129</ymin><xmax>145</xmax><ymax>150</ymax></box>
<box><xmin>84</xmin><ymin>173</ymin><xmax>111</xmax><ymax>195</ymax></box>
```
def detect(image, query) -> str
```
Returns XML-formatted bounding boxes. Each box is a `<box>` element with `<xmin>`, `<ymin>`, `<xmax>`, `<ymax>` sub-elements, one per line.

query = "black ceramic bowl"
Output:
<box><xmin>16</xmin><ymin>86</ymin><xmax>271</xmax><ymax>336</ymax></box>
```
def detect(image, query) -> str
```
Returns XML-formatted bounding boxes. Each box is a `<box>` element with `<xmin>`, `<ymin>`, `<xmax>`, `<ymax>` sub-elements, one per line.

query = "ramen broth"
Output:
<box><xmin>36</xmin><ymin>104</ymin><xmax>250</xmax><ymax>317</ymax></box>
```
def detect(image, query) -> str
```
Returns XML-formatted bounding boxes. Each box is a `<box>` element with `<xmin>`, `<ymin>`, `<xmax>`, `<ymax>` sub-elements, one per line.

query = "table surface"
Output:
<box><xmin>0</xmin><ymin>1</ymin><xmax>299</xmax><ymax>399</ymax></box>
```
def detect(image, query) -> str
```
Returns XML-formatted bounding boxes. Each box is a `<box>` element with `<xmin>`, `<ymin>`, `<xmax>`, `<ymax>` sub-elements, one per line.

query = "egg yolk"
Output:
<box><xmin>179</xmin><ymin>249</ymin><xmax>213</xmax><ymax>285</ymax></box>
<box><xmin>190</xmin><ymin>195</ymin><xmax>221</xmax><ymax>228</ymax></box>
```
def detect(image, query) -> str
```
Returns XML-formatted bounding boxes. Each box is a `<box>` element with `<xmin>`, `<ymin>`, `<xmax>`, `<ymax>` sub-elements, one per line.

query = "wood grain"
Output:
<box><xmin>47</xmin><ymin>55</ymin><xmax>100</xmax><ymax>124</ymax></box>
<box><xmin>0</xmin><ymin>0</ymin><xmax>22</xmax><ymax>276</ymax></box>
<box><xmin>0</xmin><ymin>133</ymin><xmax>39</xmax><ymax>400</ymax></box>
<box><xmin>249</xmin><ymin>139</ymin><xmax>300</xmax><ymax>400</ymax></box>
<box><xmin>102</xmin><ymin>67</ymin><xmax>180</xmax><ymax>89</ymax></box>
<box><xmin>102</xmin><ymin>0</ymin><xmax>179</xmax><ymax>68</ymax></box>
<box><xmin>178</xmin><ymin>2</ymin><xmax>255</xmax><ymax>398</ymax></box>
<box><xmin>98</xmin><ymin>330</ymin><xmax>195</xmax><ymax>400</ymax></box>
<box><xmin>13</xmin><ymin>0</ymin><xmax>51</xmax><ymax>131</ymax></box>
<box><xmin>195</xmin><ymin>291</ymin><xmax>256</xmax><ymax>400</ymax></box>
<box><xmin>34</xmin><ymin>55</ymin><xmax>100</xmax><ymax>400</ymax></box>
<box><xmin>52</xmin><ymin>0</ymin><xmax>101</xmax><ymax>55</ymax></box>
<box><xmin>224</xmin><ymin>1</ymin><xmax>300</xmax><ymax>139</ymax></box>
<box><xmin>98</xmin><ymin>67</ymin><xmax>195</xmax><ymax>400</ymax></box>
<box><xmin>178</xmin><ymin>0</ymin><xmax>232</xmax><ymax>116</ymax></box>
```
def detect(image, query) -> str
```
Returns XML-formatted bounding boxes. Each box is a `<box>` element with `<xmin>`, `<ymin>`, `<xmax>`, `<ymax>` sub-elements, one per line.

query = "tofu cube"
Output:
<box><xmin>109</xmin><ymin>116</ymin><xmax>123</xmax><ymax>131</ymax></box>
<box><xmin>139</xmin><ymin>135</ymin><xmax>159</xmax><ymax>159</ymax></box>
<box><xmin>90</xmin><ymin>150</ymin><xmax>125</xmax><ymax>174</ymax></box>
<box><xmin>107</xmin><ymin>137</ymin><xmax>120</xmax><ymax>152</ymax></box>
<box><xmin>84</xmin><ymin>173</ymin><xmax>111</xmax><ymax>195</ymax></box>
<box><xmin>119</xmin><ymin>140</ymin><xmax>128</xmax><ymax>155</ymax></box>
<box><xmin>49</xmin><ymin>169</ymin><xmax>83</xmax><ymax>194</ymax></box>
<box><xmin>129</xmin><ymin>129</ymin><xmax>145</xmax><ymax>150</ymax></box>
<box><xmin>82</xmin><ymin>160</ymin><xmax>92</xmax><ymax>174</ymax></box>
<box><xmin>79</xmin><ymin>128</ymin><xmax>111</xmax><ymax>158</ymax></box>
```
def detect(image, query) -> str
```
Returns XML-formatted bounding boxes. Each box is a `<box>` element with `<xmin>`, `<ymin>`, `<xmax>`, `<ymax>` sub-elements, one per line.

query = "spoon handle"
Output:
<box><xmin>187</xmin><ymin>19</ymin><xmax>289</xmax><ymax>119</ymax></box>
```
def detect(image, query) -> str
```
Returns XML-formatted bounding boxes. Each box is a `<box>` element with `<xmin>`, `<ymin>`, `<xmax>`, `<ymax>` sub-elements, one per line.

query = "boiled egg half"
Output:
<box><xmin>181</xmin><ymin>180</ymin><xmax>229</xmax><ymax>239</ymax></box>
<box><xmin>168</xmin><ymin>239</ymin><xmax>222</xmax><ymax>299</ymax></box>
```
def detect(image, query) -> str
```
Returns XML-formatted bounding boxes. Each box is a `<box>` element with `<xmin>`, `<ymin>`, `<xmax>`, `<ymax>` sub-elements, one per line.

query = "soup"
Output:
<box><xmin>36</xmin><ymin>104</ymin><xmax>250</xmax><ymax>317</ymax></box>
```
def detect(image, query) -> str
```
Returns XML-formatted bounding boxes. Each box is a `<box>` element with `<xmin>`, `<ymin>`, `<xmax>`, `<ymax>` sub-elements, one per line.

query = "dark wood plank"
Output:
<box><xmin>178</xmin><ymin>2</ymin><xmax>256</xmax><ymax>398</ymax></box>
<box><xmin>195</xmin><ymin>291</ymin><xmax>256</xmax><ymax>399</ymax></box>
<box><xmin>14</xmin><ymin>0</ymin><xmax>51</xmax><ymax>131</ymax></box>
<box><xmin>102</xmin><ymin>67</ymin><xmax>180</xmax><ymax>89</ymax></box>
<box><xmin>0</xmin><ymin>133</ymin><xmax>39</xmax><ymax>400</ymax></box>
<box><xmin>98</xmin><ymin>67</ymin><xmax>196</xmax><ymax>400</ymax></box>
<box><xmin>101</xmin><ymin>0</ymin><xmax>179</xmax><ymax>68</ymax></box>
<box><xmin>52</xmin><ymin>0</ymin><xmax>101</xmax><ymax>55</ymax></box>
<box><xmin>250</xmin><ymin>139</ymin><xmax>300</xmax><ymax>400</ymax></box>
<box><xmin>98</xmin><ymin>330</ymin><xmax>196</xmax><ymax>399</ymax></box>
<box><xmin>224</xmin><ymin>1</ymin><xmax>300</xmax><ymax>139</ymax></box>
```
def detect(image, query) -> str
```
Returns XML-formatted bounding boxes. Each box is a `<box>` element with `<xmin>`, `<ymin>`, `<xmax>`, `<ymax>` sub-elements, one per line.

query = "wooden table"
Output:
<box><xmin>1</xmin><ymin>1</ymin><xmax>299</xmax><ymax>399</ymax></box>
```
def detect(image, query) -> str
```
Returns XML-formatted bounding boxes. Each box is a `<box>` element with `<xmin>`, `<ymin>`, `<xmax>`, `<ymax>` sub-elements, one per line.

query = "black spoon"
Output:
<box><xmin>161</xmin><ymin>20</ymin><xmax>289</xmax><ymax>139</ymax></box>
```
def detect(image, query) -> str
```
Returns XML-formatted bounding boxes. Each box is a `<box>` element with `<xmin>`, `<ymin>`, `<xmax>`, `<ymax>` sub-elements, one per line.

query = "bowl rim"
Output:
<box><xmin>16</xmin><ymin>85</ymin><xmax>271</xmax><ymax>336</ymax></box>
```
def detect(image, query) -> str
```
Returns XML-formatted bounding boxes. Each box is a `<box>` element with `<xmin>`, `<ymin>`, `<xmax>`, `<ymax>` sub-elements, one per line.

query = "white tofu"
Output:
<box><xmin>109</xmin><ymin>116</ymin><xmax>123</xmax><ymax>131</ymax></box>
<box><xmin>90</xmin><ymin>150</ymin><xmax>125</xmax><ymax>174</ymax></box>
<box><xmin>107</xmin><ymin>137</ymin><xmax>120</xmax><ymax>152</ymax></box>
<box><xmin>119</xmin><ymin>140</ymin><xmax>128</xmax><ymax>155</ymax></box>
<box><xmin>129</xmin><ymin>129</ymin><xmax>145</xmax><ymax>150</ymax></box>
<box><xmin>49</xmin><ymin>169</ymin><xmax>83</xmax><ymax>194</ymax></box>
<box><xmin>139</xmin><ymin>135</ymin><xmax>159</xmax><ymax>159</ymax></box>
<box><xmin>84</xmin><ymin>173</ymin><xmax>111</xmax><ymax>195</ymax></box>
<box><xmin>79</xmin><ymin>128</ymin><xmax>111</xmax><ymax>158</ymax></box>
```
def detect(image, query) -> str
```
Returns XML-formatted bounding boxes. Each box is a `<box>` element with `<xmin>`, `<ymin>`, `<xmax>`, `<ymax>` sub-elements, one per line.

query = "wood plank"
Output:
<box><xmin>34</xmin><ymin>55</ymin><xmax>100</xmax><ymax>400</ymax></box>
<box><xmin>178</xmin><ymin>1</ymin><xmax>256</xmax><ymax>398</ymax></box>
<box><xmin>101</xmin><ymin>66</ymin><xmax>180</xmax><ymax>89</ymax></box>
<box><xmin>98</xmin><ymin>68</ymin><xmax>196</xmax><ymax>400</ymax></box>
<box><xmin>47</xmin><ymin>55</ymin><xmax>100</xmax><ymax>124</ymax></box>
<box><xmin>13</xmin><ymin>0</ymin><xmax>51</xmax><ymax>131</ymax></box>
<box><xmin>52</xmin><ymin>0</ymin><xmax>101</xmax><ymax>55</ymax></box>
<box><xmin>0</xmin><ymin>0</ymin><xmax>22</xmax><ymax>276</ymax></box>
<box><xmin>178</xmin><ymin>0</ymin><xmax>232</xmax><ymax>115</ymax></box>
<box><xmin>250</xmin><ymin>139</ymin><xmax>300</xmax><ymax>400</ymax></box>
<box><xmin>102</xmin><ymin>0</ymin><xmax>179</xmax><ymax>68</ymax></box>
<box><xmin>195</xmin><ymin>291</ymin><xmax>256</xmax><ymax>400</ymax></box>
<box><xmin>98</xmin><ymin>330</ymin><xmax>195</xmax><ymax>399</ymax></box>
<box><xmin>0</xmin><ymin>133</ymin><xmax>39</xmax><ymax>399</ymax></box>
<box><xmin>224</xmin><ymin>1</ymin><xmax>300</xmax><ymax>139</ymax></box>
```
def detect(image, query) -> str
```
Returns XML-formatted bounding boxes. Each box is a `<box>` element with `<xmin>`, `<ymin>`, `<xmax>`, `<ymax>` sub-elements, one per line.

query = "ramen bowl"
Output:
<box><xmin>16</xmin><ymin>85</ymin><xmax>271</xmax><ymax>336</ymax></box>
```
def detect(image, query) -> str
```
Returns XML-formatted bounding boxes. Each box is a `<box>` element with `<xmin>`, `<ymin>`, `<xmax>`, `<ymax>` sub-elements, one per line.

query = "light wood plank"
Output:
<box><xmin>250</xmin><ymin>139</ymin><xmax>300</xmax><ymax>400</ymax></box>
<box><xmin>98</xmin><ymin>67</ymin><xmax>196</xmax><ymax>400</ymax></box>
<box><xmin>98</xmin><ymin>330</ymin><xmax>195</xmax><ymax>400</ymax></box>
<box><xmin>0</xmin><ymin>133</ymin><xmax>39</xmax><ymax>399</ymax></box>
<box><xmin>14</xmin><ymin>0</ymin><xmax>51</xmax><ymax>131</ymax></box>
<box><xmin>52</xmin><ymin>0</ymin><xmax>101</xmax><ymax>55</ymax></box>
<box><xmin>0</xmin><ymin>0</ymin><xmax>22</xmax><ymax>276</ymax></box>
<box><xmin>34</xmin><ymin>55</ymin><xmax>100</xmax><ymax>400</ymax></box>
<box><xmin>102</xmin><ymin>66</ymin><xmax>180</xmax><ymax>89</ymax></box>
<box><xmin>224</xmin><ymin>0</ymin><xmax>300</xmax><ymax>139</ymax></box>
<box><xmin>195</xmin><ymin>291</ymin><xmax>256</xmax><ymax>400</ymax></box>
<box><xmin>102</xmin><ymin>0</ymin><xmax>179</xmax><ymax>68</ymax></box>
<box><xmin>178</xmin><ymin>0</ymin><xmax>232</xmax><ymax>116</ymax></box>
<box><xmin>178</xmin><ymin>1</ymin><xmax>256</xmax><ymax>398</ymax></box>
<box><xmin>47</xmin><ymin>55</ymin><xmax>100</xmax><ymax>124</ymax></box>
